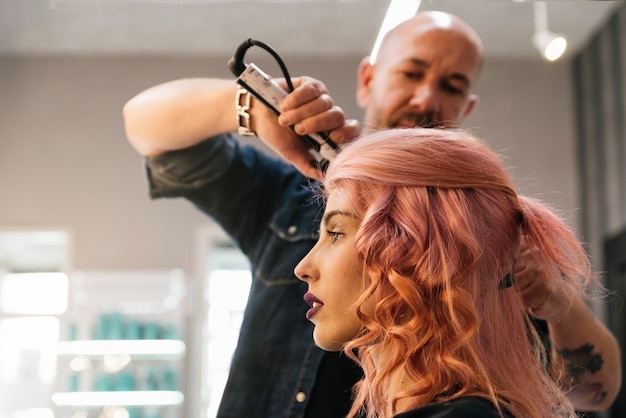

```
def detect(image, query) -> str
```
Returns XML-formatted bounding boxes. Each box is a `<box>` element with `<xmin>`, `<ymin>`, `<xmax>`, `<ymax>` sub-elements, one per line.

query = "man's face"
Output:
<box><xmin>357</xmin><ymin>25</ymin><xmax>481</xmax><ymax>132</ymax></box>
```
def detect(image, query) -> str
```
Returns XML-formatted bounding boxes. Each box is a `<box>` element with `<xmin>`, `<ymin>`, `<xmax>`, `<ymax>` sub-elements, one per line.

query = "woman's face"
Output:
<box><xmin>294</xmin><ymin>191</ymin><xmax>371</xmax><ymax>351</ymax></box>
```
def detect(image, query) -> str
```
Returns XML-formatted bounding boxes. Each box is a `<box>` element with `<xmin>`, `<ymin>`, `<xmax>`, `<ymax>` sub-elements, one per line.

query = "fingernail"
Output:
<box><xmin>278</xmin><ymin>114</ymin><xmax>290</xmax><ymax>126</ymax></box>
<box><xmin>330</xmin><ymin>132</ymin><xmax>342</xmax><ymax>143</ymax></box>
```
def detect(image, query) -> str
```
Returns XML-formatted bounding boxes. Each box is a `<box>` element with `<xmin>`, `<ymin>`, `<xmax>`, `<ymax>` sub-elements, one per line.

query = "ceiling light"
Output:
<box><xmin>533</xmin><ymin>2</ymin><xmax>567</xmax><ymax>61</ymax></box>
<box><xmin>533</xmin><ymin>31</ymin><xmax>567</xmax><ymax>62</ymax></box>
<box><xmin>369</xmin><ymin>0</ymin><xmax>421</xmax><ymax>64</ymax></box>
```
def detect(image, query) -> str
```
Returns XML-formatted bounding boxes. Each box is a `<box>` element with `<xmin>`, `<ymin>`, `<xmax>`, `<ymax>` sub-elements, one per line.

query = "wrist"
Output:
<box><xmin>235</xmin><ymin>87</ymin><xmax>256</xmax><ymax>136</ymax></box>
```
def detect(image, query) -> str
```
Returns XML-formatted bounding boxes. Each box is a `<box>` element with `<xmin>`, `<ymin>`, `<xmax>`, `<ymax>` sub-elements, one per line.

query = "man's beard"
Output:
<box><xmin>389</xmin><ymin>113</ymin><xmax>446</xmax><ymax>129</ymax></box>
<box><xmin>363</xmin><ymin>108</ymin><xmax>454</xmax><ymax>133</ymax></box>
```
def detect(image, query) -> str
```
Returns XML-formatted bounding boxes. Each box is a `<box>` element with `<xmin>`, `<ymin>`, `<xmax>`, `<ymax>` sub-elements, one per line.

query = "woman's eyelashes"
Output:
<box><xmin>318</xmin><ymin>225</ymin><xmax>344</xmax><ymax>244</ymax></box>
<box><xmin>327</xmin><ymin>230</ymin><xmax>343</xmax><ymax>243</ymax></box>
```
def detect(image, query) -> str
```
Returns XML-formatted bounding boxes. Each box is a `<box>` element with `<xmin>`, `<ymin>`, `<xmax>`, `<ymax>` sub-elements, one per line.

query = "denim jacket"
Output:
<box><xmin>145</xmin><ymin>134</ymin><xmax>359</xmax><ymax>418</ymax></box>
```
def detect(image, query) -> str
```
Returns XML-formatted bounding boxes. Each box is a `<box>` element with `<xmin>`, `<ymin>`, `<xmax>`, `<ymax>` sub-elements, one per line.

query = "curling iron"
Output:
<box><xmin>228</xmin><ymin>39</ymin><xmax>338</xmax><ymax>171</ymax></box>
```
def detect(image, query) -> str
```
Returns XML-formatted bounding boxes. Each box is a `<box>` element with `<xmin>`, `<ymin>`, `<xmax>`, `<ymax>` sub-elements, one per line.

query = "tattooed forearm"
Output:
<box><xmin>559</xmin><ymin>343</ymin><xmax>607</xmax><ymax>404</ymax></box>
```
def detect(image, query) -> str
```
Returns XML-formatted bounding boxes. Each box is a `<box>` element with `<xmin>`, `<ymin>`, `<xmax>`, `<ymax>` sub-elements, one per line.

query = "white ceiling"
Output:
<box><xmin>0</xmin><ymin>0</ymin><xmax>622</xmax><ymax>60</ymax></box>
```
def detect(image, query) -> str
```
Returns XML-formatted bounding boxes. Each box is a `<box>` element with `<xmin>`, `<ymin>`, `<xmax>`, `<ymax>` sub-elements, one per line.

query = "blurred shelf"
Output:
<box><xmin>51</xmin><ymin>390</ymin><xmax>184</xmax><ymax>407</ymax></box>
<box><xmin>57</xmin><ymin>339</ymin><xmax>186</xmax><ymax>359</ymax></box>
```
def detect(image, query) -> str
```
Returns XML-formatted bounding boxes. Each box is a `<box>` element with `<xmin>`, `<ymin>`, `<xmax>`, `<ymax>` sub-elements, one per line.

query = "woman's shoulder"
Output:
<box><xmin>393</xmin><ymin>396</ymin><xmax>511</xmax><ymax>418</ymax></box>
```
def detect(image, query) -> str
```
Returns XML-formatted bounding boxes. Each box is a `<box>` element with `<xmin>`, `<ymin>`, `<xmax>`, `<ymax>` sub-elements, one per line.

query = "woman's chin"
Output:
<box><xmin>313</xmin><ymin>335</ymin><xmax>344</xmax><ymax>352</ymax></box>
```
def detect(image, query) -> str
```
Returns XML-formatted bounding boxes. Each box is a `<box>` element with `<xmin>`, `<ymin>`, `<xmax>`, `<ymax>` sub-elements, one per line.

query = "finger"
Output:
<box><xmin>279</xmin><ymin>94</ymin><xmax>335</xmax><ymax>130</ymax></box>
<box><xmin>514</xmin><ymin>248</ymin><xmax>532</xmax><ymax>264</ymax></box>
<box><xmin>281</xmin><ymin>77</ymin><xmax>328</xmax><ymax>111</ymax></box>
<box><xmin>302</xmin><ymin>162</ymin><xmax>325</xmax><ymax>182</ymax></box>
<box><xmin>328</xmin><ymin>119</ymin><xmax>361</xmax><ymax>146</ymax></box>
<box><xmin>292</xmin><ymin>105</ymin><xmax>346</xmax><ymax>137</ymax></box>
<box><xmin>287</xmin><ymin>151</ymin><xmax>325</xmax><ymax>181</ymax></box>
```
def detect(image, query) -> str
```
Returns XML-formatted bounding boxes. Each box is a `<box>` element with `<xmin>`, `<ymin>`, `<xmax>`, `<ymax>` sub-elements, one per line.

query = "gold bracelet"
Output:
<box><xmin>235</xmin><ymin>87</ymin><xmax>256</xmax><ymax>136</ymax></box>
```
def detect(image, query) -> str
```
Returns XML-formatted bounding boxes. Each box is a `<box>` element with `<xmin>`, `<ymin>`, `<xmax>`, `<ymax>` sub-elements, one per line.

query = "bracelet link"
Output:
<box><xmin>235</xmin><ymin>87</ymin><xmax>256</xmax><ymax>136</ymax></box>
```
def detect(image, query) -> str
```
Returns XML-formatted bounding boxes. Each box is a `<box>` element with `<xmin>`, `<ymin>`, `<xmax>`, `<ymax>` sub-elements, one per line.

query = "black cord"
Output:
<box><xmin>228</xmin><ymin>38</ymin><xmax>295</xmax><ymax>92</ymax></box>
<box><xmin>248</xmin><ymin>39</ymin><xmax>295</xmax><ymax>92</ymax></box>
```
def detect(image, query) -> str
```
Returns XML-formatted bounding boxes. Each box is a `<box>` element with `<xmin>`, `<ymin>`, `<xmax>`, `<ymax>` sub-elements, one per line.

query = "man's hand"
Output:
<box><xmin>251</xmin><ymin>76</ymin><xmax>360</xmax><ymax>180</ymax></box>
<box><xmin>514</xmin><ymin>241</ymin><xmax>576</xmax><ymax>322</ymax></box>
<box><xmin>515</xmin><ymin>240</ymin><xmax>622</xmax><ymax>411</ymax></box>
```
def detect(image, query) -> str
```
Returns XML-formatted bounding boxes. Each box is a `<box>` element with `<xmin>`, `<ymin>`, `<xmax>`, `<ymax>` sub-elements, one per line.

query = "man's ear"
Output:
<box><xmin>356</xmin><ymin>56</ymin><xmax>375</xmax><ymax>109</ymax></box>
<box><xmin>462</xmin><ymin>94</ymin><xmax>479</xmax><ymax>119</ymax></box>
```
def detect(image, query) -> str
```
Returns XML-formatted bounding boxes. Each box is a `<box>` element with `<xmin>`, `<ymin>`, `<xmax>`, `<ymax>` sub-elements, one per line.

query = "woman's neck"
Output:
<box><xmin>369</xmin><ymin>352</ymin><xmax>420</xmax><ymax>416</ymax></box>
<box><xmin>390</xmin><ymin>369</ymin><xmax>421</xmax><ymax>414</ymax></box>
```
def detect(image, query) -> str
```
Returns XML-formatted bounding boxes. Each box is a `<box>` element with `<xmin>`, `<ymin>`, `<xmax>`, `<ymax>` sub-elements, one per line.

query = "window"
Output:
<box><xmin>203</xmin><ymin>244</ymin><xmax>251</xmax><ymax>418</ymax></box>
<box><xmin>0</xmin><ymin>229</ymin><xmax>71</xmax><ymax>417</ymax></box>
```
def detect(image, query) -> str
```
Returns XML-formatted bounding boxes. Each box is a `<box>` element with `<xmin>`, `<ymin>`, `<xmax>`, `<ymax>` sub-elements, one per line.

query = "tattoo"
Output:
<box><xmin>559</xmin><ymin>343</ymin><xmax>607</xmax><ymax>404</ymax></box>
<box><xmin>560</xmin><ymin>343</ymin><xmax>604</xmax><ymax>377</ymax></box>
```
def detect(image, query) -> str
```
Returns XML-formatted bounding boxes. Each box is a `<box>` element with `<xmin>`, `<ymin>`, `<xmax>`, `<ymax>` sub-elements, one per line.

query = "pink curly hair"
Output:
<box><xmin>322</xmin><ymin>128</ymin><xmax>593</xmax><ymax>418</ymax></box>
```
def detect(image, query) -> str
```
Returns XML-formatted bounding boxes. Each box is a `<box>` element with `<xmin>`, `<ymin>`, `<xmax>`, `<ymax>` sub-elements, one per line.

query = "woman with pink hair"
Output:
<box><xmin>295</xmin><ymin>128</ymin><xmax>596</xmax><ymax>418</ymax></box>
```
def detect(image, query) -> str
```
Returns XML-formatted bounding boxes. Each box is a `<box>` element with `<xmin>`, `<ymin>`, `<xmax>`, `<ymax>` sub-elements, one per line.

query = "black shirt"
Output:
<box><xmin>394</xmin><ymin>396</ymin><xmax>512</xmax><ymax>418</ymax></box>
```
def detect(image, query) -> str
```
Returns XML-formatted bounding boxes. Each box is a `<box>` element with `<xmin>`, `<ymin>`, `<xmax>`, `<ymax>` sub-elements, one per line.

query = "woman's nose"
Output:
<box><xmin>294</xmin><ymin>250</ymin><xmax>315</xmax><ymax>282</ymax></box>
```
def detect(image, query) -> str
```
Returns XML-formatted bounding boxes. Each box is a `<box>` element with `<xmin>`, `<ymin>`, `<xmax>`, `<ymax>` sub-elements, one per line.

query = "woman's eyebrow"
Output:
<box><xmin>322</xmin><ymin>210</ymin><xmax>358</xmax><ymax>227</ymax></box>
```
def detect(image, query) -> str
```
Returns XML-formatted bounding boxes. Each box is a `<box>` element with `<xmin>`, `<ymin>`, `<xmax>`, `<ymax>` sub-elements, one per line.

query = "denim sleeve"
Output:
<box><xmin>143</xmin><ymin>133</ymin><xmax>317</xmax><ymax>262</ymax></box>
<box><xmin>145</xmin><ymin>134</ymin><xmax>236</xmax><ymax>199</ymax></box>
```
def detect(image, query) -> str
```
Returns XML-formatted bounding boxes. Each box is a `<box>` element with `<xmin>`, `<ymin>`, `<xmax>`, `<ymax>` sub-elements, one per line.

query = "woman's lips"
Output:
<box><xmin>303</xmin><ymin>292</ymin><xmax>323</xmax><ymax>320</ymax></box>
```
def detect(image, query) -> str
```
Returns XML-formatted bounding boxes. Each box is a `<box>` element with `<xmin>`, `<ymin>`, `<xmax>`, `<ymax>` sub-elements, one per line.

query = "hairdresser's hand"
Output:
<box><xmin>514</xmin><ymin>243</ymin><xmax>576</xmax><ymax>323</ymax></box>
<box><xmin>252</xmin><ymin>76</ymin><xmax>360</xmax><ymax>180</ymax></box>
<box><xmin>516</xmin><ymin>241</ymin><xmax>622</xmax><ymax>411</ymax></box>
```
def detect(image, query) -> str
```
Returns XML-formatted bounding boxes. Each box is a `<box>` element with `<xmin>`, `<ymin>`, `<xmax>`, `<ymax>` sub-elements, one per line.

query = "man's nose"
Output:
<box><xmin>409</xmin><ymin>83</ymin><xmax>440</xmax><ymax>113</ymax></box>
